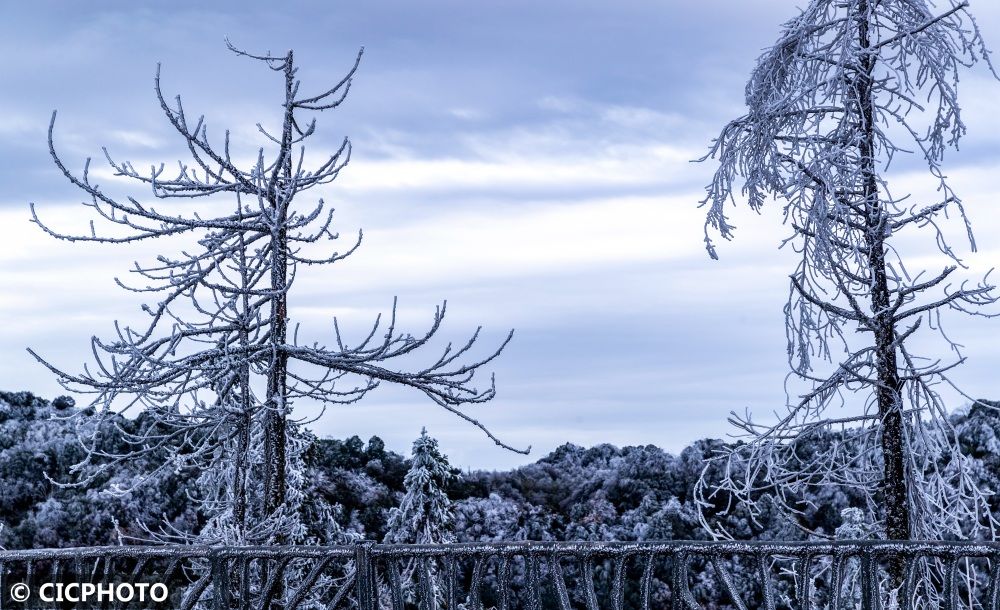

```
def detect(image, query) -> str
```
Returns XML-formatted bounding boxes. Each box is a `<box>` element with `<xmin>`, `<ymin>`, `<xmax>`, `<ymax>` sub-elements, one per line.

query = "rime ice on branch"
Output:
<box><xmin>27</xmin><ymin>42</ymin><xmax>525</xmax><ymax>546</ymax></box>
<box><xmin>695</xmin><ymin>0</ymin><xmax>999</xmax><ymax>544</ymax></box>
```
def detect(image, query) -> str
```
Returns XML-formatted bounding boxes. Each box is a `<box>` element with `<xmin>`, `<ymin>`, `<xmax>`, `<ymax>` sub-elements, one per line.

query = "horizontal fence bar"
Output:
<box><xmin>0</xmin><ymin>545</ymin><xmax>356</xmax><ymax>561</ymax></box>
<box><xmin>369</xmin><ymin>540</ymin><xmax>1000</xmax><ymax>558</ymax></box>
<box><xmin>4</xmin><ymin>539</ymin><xmax>1000</xmax><ymax>561</ymax></box>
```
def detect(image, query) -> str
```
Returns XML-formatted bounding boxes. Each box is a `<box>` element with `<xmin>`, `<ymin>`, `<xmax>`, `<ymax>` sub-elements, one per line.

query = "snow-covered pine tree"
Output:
<box><xmin>696</xmin><ymin>0</ymin><xmax>999</xmax><ymax>547</ymax></box>
<box><xmin>386</xmin><ymin>428</ymin><xmax>457</xmax><ymax>546</ymax></box>
<box><xmin>383</xmin><ymin>429</ymin><xmax>457</xmax><ymax>607</ymax></box>
<box><xmin>28</xmin><ymin>41</ymin><xmax>524</xmax><ymax>557</ymax></box>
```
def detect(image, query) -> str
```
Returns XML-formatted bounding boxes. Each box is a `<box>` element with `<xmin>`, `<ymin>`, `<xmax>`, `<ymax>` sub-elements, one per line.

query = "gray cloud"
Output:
<box><xmin>2</xmin><ymin>0</ymin><xmax>999</xmax><ymax>468</ymax></box>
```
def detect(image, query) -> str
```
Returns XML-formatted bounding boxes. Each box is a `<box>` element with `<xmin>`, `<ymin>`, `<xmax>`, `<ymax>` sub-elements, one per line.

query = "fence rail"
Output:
<box><xmin>1</xmin><ymin>540</ymin><xmax>998</xmax><ymax>609</ymax></box>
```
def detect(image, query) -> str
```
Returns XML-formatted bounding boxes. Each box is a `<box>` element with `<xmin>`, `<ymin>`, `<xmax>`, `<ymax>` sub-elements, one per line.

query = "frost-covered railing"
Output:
<box><xmin>1</xmin><ymin>540</ymin><xmax>999</xmax><ymax>609</ymax></box>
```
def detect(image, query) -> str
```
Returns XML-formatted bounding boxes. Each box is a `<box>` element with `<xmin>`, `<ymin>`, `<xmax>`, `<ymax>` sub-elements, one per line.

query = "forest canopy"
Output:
<box><xmin>3</xmin><ymin>390</ymin><xmax>999</xmax><ymax>550</ymax></box>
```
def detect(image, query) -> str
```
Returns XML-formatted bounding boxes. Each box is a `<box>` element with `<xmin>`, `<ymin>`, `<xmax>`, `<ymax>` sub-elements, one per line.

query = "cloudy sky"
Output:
<box><xmin>2</xmin><ymin>1</ymin><xmax>999</xmax><ymax>469</ymax></box>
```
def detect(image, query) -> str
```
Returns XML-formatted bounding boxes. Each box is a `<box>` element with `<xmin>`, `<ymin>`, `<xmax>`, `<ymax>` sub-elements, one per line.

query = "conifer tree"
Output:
<box><xmin>385</xmin><ymin>428</ymin><xmax>457</xmax><ymax>546</ymax></box>
<box><xmin>383</xmin><ymin>428</ymin><xmax>457</xmax><ymax>607</ymax></box>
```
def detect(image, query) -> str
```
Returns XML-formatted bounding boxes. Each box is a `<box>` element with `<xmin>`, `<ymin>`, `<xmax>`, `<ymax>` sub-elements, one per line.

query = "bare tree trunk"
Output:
<box><xmin>857</xmin><ymin>0</ymin><xmax>911</xmax><ymax>544</ymax></box>
<box><xmin>234</xmin><ymin>234</ymin><xmax>253</xmax><ymax>532</ymax></box>
<box><xmin>263</xmin><ymin>51</ymin><xmax>295</xmax><ymax>522</ymax></box>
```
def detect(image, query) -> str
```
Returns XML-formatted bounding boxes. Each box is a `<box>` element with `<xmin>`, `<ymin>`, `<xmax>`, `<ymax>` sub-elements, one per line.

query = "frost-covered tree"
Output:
<box><xmin>383</xmin><ymin>429</ymin><xmax>457</xmax><ymax>607</ymax></box>
<box><xmin>385</xmin><ymin>428</ymin><xmax>457</xmax><ymax>547</ymax></box>
<box><xmin>28</xmin><ymin>42</ymin><xmax>522</xmax><ymax>548</ymax></box>
<box><xmin>696</xmin><ymin>0</ymin><xmax>998</xmax><ymax>544</ymax></box>
<box><xmin>453</xmin><ymin>493</ymin><xmax>534</xmax><ymax>542</ymax></box>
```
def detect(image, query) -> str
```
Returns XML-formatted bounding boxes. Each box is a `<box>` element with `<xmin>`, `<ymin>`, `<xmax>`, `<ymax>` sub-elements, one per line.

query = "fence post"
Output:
<box><xmin>860</xmin><ymin>554</ymin><xmax>878</xmax><ymax>610</ymax></box>
<box><xmin>211</xmin><ymin>550</ymin><xmax>231</xmax><ymax>610</ymax></box>
<box><xmin>355</xmin><ymin>541</ymin><xmax>376</xmax><ymax>610</ymax></box>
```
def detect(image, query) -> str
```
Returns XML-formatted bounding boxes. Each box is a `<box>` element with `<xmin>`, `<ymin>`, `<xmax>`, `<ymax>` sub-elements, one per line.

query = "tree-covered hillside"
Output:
<box><xmin>2</xmin><ymin>390</ymin><xmax>999</xmax><ymax>549</ymax></box>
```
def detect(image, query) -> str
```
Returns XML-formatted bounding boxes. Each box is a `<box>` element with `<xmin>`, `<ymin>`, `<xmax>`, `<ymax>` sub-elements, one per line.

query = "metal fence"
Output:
<box><xmin>1</xmin><ymin>540</ymin><xmax>999</xmax><ymax>610</ymax></box>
